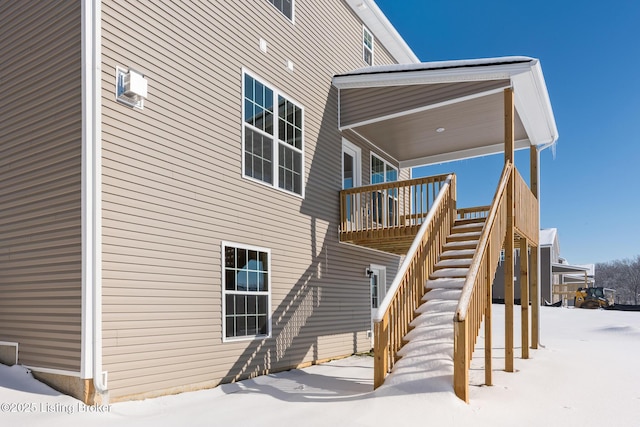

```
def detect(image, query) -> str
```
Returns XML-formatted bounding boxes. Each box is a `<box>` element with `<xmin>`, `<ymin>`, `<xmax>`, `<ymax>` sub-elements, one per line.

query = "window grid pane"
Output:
<box><xmin>224</xmin><ymin>245</ymin><xmax>270</xmax><ymax>339</ymax></box>
<box><xmin>363</xmin><ymin>27</ymin><xmax>373</xmax><ymax>65</ymax></box>
<box><xmin>244</xmin><ymin>129</ymin><xmax>273</xmax><ymax>184</ymax></box>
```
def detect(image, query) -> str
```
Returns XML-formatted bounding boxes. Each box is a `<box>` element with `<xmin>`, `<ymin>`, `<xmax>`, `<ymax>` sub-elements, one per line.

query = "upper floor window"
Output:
<box><xmin>267</xmin><ymin>0</ymin><xmax>294</xmax><ymax>21</ymax></box>
<box><xmin>243</xmin><ymin>71</ymin><xmax>304</xmax><ymax>196</ymax></box>
<box><xmin>363</xmin><ymin>26</ymin><xmax>374</xmax><ymax>65</ymax></box>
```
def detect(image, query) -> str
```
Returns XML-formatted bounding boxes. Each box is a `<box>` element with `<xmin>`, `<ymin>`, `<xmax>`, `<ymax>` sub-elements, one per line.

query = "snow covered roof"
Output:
<box><xmin>539</xmin><ymin>228</ymin><xmax>558</xmax><ymax>247</ymax></box>
<box><xmin>335</xmin><ymin>56</ymin><xmax>536</xmax><ymax>77</ymax></box>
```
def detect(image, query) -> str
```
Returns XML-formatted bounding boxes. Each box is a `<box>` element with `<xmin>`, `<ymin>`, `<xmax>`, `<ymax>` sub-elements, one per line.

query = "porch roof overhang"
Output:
<box><xmin>551</xmin><ymin>263</ymin><xmax>591</xmax><ymax>276</ymax></box>
<box><xmin>332</xmin><ymin>56</ymin><xmax>559</xmax><ymax>168</ymax></box>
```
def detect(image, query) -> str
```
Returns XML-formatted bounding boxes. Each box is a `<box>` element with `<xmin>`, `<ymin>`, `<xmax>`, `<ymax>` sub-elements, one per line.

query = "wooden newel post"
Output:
<box><xmin>373</xmin><ymin>317</ymin><xmax>388</xmax><ymax>389</ymax></box>
<box><xmin>484</xmin><ymin>247</ymin><xmax>493</xmax><ymax>386</ymax></box>
<box><xmin>530</xmin><ymin>143</ymin><xmax>540</xmax><ymax>349</ymax></box>
<box><xmin>504</xmin><ymin>87</ymin><xmax>515</xmax><ymax>373</ymax></box>
<box><xmin>453</xmin><ymin>319</ymin><xmax>469</xmax><ymax>403</ymax></box>
<box><xmin>520</xmin><ymin>238</ymin><xmax>530</xmax><ymax>359</ymax></box>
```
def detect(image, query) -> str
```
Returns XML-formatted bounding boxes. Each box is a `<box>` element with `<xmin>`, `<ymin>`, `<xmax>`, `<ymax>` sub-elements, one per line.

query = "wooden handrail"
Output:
<box><xmin>453</xmin><ymin>162</ymin><xmax>513</xmax><ymax>402</ymax></box>
<box><xmin>373</xmin><ymin>174</ymin><xmax>456</xmax><ymax>388</ymax></box>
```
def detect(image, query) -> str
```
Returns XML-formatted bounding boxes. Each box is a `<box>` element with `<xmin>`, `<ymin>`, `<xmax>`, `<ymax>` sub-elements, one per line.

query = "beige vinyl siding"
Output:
<box><xmin>101</xmin><ymin>0</ymin><xmax>403</xmax><ymax>399</ymax></box>
<box><xmin>0</xmin><ymin>0</ymin><xmax>82</xmax><ymax>372</ymax></box>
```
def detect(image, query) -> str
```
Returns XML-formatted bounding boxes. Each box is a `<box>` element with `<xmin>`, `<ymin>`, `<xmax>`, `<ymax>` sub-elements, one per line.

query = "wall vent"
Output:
<box><xmin>116</xmin><ymin>67</ymin><xmax>148</xmax><ymax>109</ymax></box>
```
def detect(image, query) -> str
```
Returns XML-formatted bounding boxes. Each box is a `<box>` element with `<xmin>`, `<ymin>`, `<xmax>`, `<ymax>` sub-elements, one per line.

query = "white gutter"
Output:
<box><xmin>81</xmin><ymin>0</ymin><xmax>106</xmax><ymax>398</ymax></box>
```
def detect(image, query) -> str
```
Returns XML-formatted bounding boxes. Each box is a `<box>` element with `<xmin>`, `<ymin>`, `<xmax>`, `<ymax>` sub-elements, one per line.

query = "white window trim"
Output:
<box><xmin>241</xmin><ymin>68</ymin><xmax>305</xmax><ymax>198</ymax></box>
<box><xmin>370</xmin><ymin>152</ymin><xmax>398</xmax><ymax>184</ymax></box>
<box><xmin>265</xmin><ymin>0</ymin><xmax>295</xmax><ymax>24</ymax></box>
<box><xmin>221</xmin><ymin>241</ymin><xmax>272</xmax><ymax>343</ymax></box>
<box><xmin>363</xmin><ymin>25</ymin><xmax>374</xmax><ymax>66</ymax></box>
<box><xmin>342</xmin><ymin>138</ymin><xmax>362</xmax><ymax>189</ymax></box>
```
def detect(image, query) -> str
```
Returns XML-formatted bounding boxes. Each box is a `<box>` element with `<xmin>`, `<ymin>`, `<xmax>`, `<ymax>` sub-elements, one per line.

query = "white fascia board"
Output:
<box><xmin>332</xmin><ymin>61</ymin><xmax>533</xmax><ymax>89</ymax></box>
<box><xmin>399</xmin><ymin>139</ymin><xmax>531</xmax><ymax>168</ymax></box>
<box><xmin>346</xmin><ymin>0</ymin><xmax>419</xmax><ymax>64</ymax></box>
<box><xmin>512</xmin><ymin>60</ymin><xmax>559</xmax><ymax>146</ymax></box>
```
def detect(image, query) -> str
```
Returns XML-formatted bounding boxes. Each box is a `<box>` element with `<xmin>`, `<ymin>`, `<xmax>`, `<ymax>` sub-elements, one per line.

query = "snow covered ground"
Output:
<box><xmin>1</xmin><ymin>305</ymin><xmax>639</xmax><ymax>426</ymax></box>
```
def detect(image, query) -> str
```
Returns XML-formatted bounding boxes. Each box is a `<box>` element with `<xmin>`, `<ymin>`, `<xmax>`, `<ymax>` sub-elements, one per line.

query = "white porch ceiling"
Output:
<box><xmin>333</xmin><ymin>57</ymin><xmax>558</xmax><ymax>167</ymax></box>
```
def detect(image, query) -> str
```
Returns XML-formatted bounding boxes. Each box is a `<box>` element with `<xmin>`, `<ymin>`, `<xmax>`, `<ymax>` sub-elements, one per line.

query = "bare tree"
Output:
<box><xmin>596</xmin><ymin>255</ymin><xmax>640</xmax><ymax>304</ymax></box>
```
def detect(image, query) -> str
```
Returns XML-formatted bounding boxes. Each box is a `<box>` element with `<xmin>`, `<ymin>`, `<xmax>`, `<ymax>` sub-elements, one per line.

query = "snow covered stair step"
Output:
<box><xmin>451</xmin><ymin>223</ymin><xmax>484</xmax><ymax>233</ymax></box>
<box><xmin>440</xmin><ymin>248</ymin><xmax>476</xmax><ymax>259</ymax></box>
<box><xmin>425</xmin><ymin>278</ymin><xmax>465</xmax><ymax>290</ymax></box>
<box><xmin>430</xmin><ymin>267</ymin><xmax>469</xmax><ymax>278</ymax></box>
<box><xmin>422</xmin><ymin>288</ymin><xmax>462</xmax><ymax>301</ymax></box>
<box><xmin>434</xmin><ymin>258</ymin><xmax>471</xmax><ymax>269</ymax></box>
<box><xmin>404</xmin><ymin>323</ymin><xmax>452</xmax><ymax>340</ymax></box>
<box><xmin>416</xmin><ymin>299</ymin><xmax>458</xmax><ymax>313</ymax></box>
<box><xmin>447</xmin><ymin>231</ymin><xmax>481</xmax><ymax>241</ymax></box>
<box><xmin>443</xmin><ymin>240</ymin><xmax>479</xmax><ymax>250</ymax></box>
<box><xmin>397</xmin><ymin>338</ymin><xmax>453</xmax><ymax>358</ymax></box>
<box><xmin>410</xmin><ymin>311</ymin><xmax>452</xmax><ymax>328</ymax></box>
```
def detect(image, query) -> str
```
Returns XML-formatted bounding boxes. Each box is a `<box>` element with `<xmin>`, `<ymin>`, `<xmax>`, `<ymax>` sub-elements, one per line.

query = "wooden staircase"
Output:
<box><xmin>383</xmin><ymin>217</ymin><xmax>486</xmax><ymax>386</ymax></box>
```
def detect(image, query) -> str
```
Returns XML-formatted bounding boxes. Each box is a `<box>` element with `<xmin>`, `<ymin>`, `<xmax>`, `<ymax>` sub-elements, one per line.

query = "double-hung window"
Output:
<box><xmin>223</xmin><ymin>243</ymin><xmax>271</xmax><ymax>341</ymax></box>
<box><xmin>243</xmin><ymin>71</ymin><xmax>304</xmax><ymax>196</ymax></box>
<box><xmin>266</xmin><ymin>0</ymin><xmax>294</xmax><ymax>21</ymax></box>
<box><xmin>363</xmin><ymin>26</ymin><xmax>374</xmax><ymax>65</ymax></box>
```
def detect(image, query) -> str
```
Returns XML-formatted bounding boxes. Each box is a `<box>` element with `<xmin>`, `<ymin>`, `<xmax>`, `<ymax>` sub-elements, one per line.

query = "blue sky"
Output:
<box><xmin>375</xmin><ymin>0</ymin><xmax>640</xmax><ymax>265</ymax></box>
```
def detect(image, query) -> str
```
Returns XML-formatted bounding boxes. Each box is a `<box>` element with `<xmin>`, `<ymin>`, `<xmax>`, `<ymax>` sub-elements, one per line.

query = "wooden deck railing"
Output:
<box><xmin>513</xmin><ymin>168</ymin><xmax>539</xmax><ymax>244</ymax></box>
<box><xmin>372</xmin><ymin>174</ymin><xmax>456</xmax><ymax>388</ymax></box>
<box><xmin>453</xmin><ymin>162</ymin><xmax>512</xmax><ymax>402</ymax></box>
<box><xmin>457</xmin><ymin>206</ymin><xmax>490</xmax><ymax>220</ymax></box>
<box><xmin>340</xmin><ymin>174</ymin><xmax>451</xmax><ymax>235</ymax></box>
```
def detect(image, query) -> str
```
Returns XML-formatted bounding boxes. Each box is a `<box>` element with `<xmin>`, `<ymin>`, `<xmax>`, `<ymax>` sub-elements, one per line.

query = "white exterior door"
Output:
<box><xmin>342</xmin><ymin>140</ymin><xmax>361</xmax><ymax>225</ymax></box>
<box><xmin>342</xmin><ymin>139</ymin><xmax>361</xmax><ymax>190</ymax></box>
<box><xmin>369</xmin><ymin>265</ymin><xmax>387</xmax><ymax>345</ymax></box>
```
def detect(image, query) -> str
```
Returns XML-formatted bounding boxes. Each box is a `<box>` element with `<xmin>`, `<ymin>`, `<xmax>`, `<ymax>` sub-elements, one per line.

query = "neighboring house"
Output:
<box><xmin>0</xmin><ymin>0</ymin><xmax>558</xmax><ymax>404</ymax></box>
<box><xmin>493</xmin><ymin>228</ymin><xmax>595</xmax><ymax>304</ymax></box>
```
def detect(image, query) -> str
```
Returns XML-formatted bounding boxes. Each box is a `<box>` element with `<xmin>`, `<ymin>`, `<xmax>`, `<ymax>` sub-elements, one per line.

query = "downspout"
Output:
<box><xmin>533</xmin><ymin>140</ymin><xmax>553</xmax><ymax>343</ymax></box>
<box><xmin>83</xmin><ymin>0</ymin><xmax>107</xmax><ymax>400</ymax></box>
<box><xmin>91</xmin><ymin>0</ymin><xmax>106</xmax><ymax>399</ymax></box>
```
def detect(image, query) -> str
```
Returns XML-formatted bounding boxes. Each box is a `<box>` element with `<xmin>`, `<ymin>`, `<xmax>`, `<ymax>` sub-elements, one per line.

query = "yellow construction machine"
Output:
<box><xmin>574</xmin><ymin>287</ymin><xmax>614</xmax><ymax>309</ymax></box>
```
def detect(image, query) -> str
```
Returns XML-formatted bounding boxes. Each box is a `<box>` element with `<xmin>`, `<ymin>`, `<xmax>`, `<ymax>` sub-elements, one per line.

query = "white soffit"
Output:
<box><xmin>346</xmin><ymin>0</ymin><xmax>419</xmax><ymax>64</ymax></box>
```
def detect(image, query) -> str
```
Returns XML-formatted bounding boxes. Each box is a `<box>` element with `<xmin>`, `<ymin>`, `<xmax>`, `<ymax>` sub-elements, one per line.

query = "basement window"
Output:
<box><xmin>222</xmin><ymin>242</ymin><xmax>271</xmax><ymax>341</ymax></box>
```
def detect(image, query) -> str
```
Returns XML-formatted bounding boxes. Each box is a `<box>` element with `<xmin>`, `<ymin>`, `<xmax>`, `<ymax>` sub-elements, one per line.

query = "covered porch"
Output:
<box><xmin>332</xmin><ymin>56</ymin><xmax>558</xmax><ymax>401</ymax></box>
<box><xmin>551</xmin><ymin>263</ymin><xmax>595</xmax><ymax>305</ymax></box>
